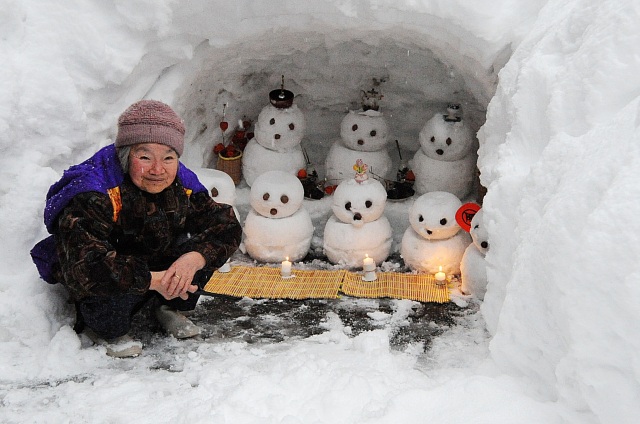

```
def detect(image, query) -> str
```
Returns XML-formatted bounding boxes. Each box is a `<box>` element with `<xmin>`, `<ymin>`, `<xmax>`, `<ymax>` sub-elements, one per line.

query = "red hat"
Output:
<box><xmin>115</xmin><ymin>100</ymin><xmax>185</xmax><ymax>156</ymax></box>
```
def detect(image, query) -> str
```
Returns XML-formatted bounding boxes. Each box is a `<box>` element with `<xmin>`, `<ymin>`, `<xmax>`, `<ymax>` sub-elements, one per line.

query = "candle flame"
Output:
<box><xmin>285</xmin><ymin>257</ymin><xmax>289</xmax><ymax>261</ymax></box>
<box><xmin>438</xmin><ymin>265</ymin><xmax>443</xmax><ymax>272</ymax></box>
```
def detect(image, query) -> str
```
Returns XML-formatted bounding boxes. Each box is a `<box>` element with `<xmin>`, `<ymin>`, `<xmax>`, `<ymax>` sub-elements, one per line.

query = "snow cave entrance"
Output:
<box><xmin>177</xmin><ymin>31</ymin><xmax>493</xmax><ymax>207</ymax></box>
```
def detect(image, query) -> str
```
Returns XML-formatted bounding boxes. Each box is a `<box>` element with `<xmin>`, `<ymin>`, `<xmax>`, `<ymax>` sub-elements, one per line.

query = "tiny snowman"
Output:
<box><xmin>242</xmin><ymin>79</ymin><xmax>306</xmax><ymax>186</ymax></box>
<box><xmin>243</xmin><ymin>170</ymin><xmax>313</xmax><ymax>263</ymax></box>
<box><xmin>409</xmin><ymin>104</ymin><xmax>477</xmax><ymax>199</ymax></box>
<box><xmin>459</xmin><ymin>206</ymin><xmax>489</xmax><ymax>299</ymax></box>
<box><xmin>324</xmin><ymin>88</ymin><xmax>392</xmax><ymax>184</ymax></box>
<box><xmin>323</xmin><ymin>159</ymin><xmax>392</xmax><ymax>267</ymax></box>
<box><xmin>400</xmin><ymin>191</ymin><xmax>471</xmax><ymax>275</ymax></box>
<box><xmin>192</xmin><ymin>168</ymin><xmax>240</xmax><ymax>272</ymax></box>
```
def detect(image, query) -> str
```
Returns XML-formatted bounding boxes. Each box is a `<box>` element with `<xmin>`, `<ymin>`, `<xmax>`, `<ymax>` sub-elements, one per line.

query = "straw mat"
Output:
<box><xmin>203</xmin><ymin>266</ymin><xmax>451</xmax><ymax>303</ymax></box>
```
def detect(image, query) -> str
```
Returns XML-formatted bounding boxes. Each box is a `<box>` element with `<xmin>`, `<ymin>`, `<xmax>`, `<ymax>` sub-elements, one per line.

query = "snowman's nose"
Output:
<box><xmin>353</xmin><ymin>213</ymin><xmax>362</xmax><ymax>221</ymax></box>
<box><xmin>270</xmin><ymin>208</ymin><xmax>278</xmax><ymax>216</ymax></box>
<box><xmin>481</xmin><ymin>241</ymin><xmax>489</xmax><ymax>249</ymax></box>
<box><xmin>426</xmin><ymin>229</ymin><xmax>433</xmax><ymax>235</ymax></box>
<box><xmin>274</xmin><ymin>134</ymin><xmax>281</xmax><ymax>140</ymax></box>
<box><xmin>357</xmin><ymin>139</ymin><xmax>364</xmax><ymax>145</ymax></box>
<box><xmin>436</xmin><ymin>149</ymin><xmax>444</xmax><ymax>155</ymax></box>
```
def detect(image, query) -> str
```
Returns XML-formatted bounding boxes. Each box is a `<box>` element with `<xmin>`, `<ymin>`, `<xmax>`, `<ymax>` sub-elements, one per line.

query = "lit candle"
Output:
<box><xmin>434</xmin><ymin>265</ymin><xmax>446</xmax><ymax>286</ymax></box>
<box><xmin>281</xmin><ymin>257</ymin><xmax>292</xmax><ymax>278</ymax></box>
<box><xmin>363</xmin><ymin>254</ymin><xmax>375</xmax><ymax>272</ymax></box>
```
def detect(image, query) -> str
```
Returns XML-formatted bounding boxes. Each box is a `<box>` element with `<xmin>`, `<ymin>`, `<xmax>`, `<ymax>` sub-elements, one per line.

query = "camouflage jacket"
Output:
<box><xmin>52</xmin><ymin>175</ymin><xmax>241</xmax><ymax>300</ymax></box>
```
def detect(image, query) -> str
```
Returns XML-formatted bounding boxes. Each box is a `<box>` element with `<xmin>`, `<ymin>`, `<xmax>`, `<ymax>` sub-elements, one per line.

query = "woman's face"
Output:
<box><xmin>128</xmin><ymin>143</ymin><xmax>179</xmax><ymax>193</ymax></box>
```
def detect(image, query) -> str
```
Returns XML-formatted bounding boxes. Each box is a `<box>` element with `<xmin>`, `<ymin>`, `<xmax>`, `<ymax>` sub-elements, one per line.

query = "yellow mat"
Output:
<box><xmin>203</xmin><ymin>266</ymin><xmax>345</xmax><ymax>299</ymax></box>
<box><xmin>203</xmin><ymin>266</ymin><xmax>451</xmax><ymax>303</ymax></box>
<box><xmin>341</xmin><ymin>271</ymin><xmax>450</xmax><ymax>303</ymax></box>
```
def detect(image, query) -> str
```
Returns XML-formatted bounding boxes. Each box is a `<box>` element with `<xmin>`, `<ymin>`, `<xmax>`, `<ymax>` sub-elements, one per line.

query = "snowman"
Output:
<box><xmin>323</xmin><ymin>160</ymin><xmax>392</xmax><ymax>268</ymax></box>
<box><xmin>409</xmin><ymin>104</ymin><xmax>477</xmax><ymax>199</ymax></box>
<box><xmin>460</xmin><ymin>207</ymin><xmax>489</xmax><ymax>299</ymax></box>
<box><xmin>242</xmin><ymin>85</ymin><xmax>306</xmax><ymax>186</ymax></box>
<box><xmin>192</xmin><ymin>168</ymin><xmax>239</xmax><ymax>218</ymax></box>
<box><xmin>324</xmin><ymin>93</ymin><xmax>392</xmax><ymax>184</ymax></box>
<box><xmin>243</xmin><ymin>170</ymin><xmax>313</xmax><ymax>263</ymax></box>
<box><xmin>400</xmin><ymin>191</ymin><xmax>471</xmax><ymax>275</ymax></box>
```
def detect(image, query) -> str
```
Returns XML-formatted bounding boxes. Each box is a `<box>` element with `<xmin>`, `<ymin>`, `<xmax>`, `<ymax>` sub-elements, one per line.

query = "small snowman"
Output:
<box><xmin>400</xmin><ymin>191</ymin><xmax>471</xmax><ymax>275</ymax></box>
<box><xmin>324</xmin><ymin>89</ymin><xmax>392</xmax><ymax>184</ymax></box>
<box><xmin>323</xmin><ymin>159</ymin><xmax>392</xmax><ymax>267</ymax></box>
<box><xmin>242</xmin><ymin>79</ymin><xmax>306</xmax><ymax>186</ymax></box>
<box><xmin>459</xmin><ymin>206</ymin><xmax>489</xmax><ymax>299</ymax></box>
<box><xmin>192</xmin><ymin>168</ymin><xmax>241</xmax><ymax>272</ymax></box>
<box><xmin>409</xmin><ymin>104</ymin><xmax>477</xmax><ymax>199</ymax></box>
<box><xmin>243</xmin><ymin>170</ymin><xmax>313</xmax><ymax>263</ymax></box>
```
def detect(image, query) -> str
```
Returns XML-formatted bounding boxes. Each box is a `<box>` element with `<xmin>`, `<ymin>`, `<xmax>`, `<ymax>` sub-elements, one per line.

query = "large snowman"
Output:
<box><xmin>409</xmin><ymin>105</ymin><xmax>477</xmax><ymax>199</ymax></box>
<box><xmin>401</xmin><ymin>191</ymin><xmax>471</xmax><ymax>275</ymax></box>
<box><xmin>243</xmin><ymin>170</ymin><xmax>313</xmax><ymax>263</ymax></box>
<box><xmin>324</xmin><ymin>109</ymin><xmax>392</xmax><ymax>184</ymax></box>
<box><xmin>241</xmin><ymin>87</ymin><xmax>306</xmax><ymax>186</ymax></box>
<box><xmin>460</xmin><ymin>208</ymin><xmax>489</xmax><ymax>299</ymax></box>
<box><xmin>323</xmin><ymin>160</ymin><xmax>392</xmax><ymax>267</ymax></box>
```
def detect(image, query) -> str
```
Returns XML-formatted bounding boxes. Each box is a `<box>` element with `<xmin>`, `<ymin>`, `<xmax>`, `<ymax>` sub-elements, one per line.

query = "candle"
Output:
<box><xmin>434</xmin><ymin>265</ymin><xmax>446</xmax><ymax>285</ymax></box>
<box><xmin>363</xmin><ymin>254</ymin><xmax>375</xmax><ymax>272</ymax></box>
<box><xmin>281</xmin><ymin>257</ymin><xmax>292</xmax><ymax>278</ymax></box>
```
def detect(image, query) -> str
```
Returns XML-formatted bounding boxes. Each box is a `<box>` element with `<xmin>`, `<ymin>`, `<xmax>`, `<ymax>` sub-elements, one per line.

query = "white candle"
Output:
<box><xmin>281</xmin><ymin>257</ymin><xmax>292</xmax><ymax>278</ymax></box>
<box><xmin>363</xmin><ymin>254</ymin><xmax>375</xmax><ymax>272</ymax></box>
<box><xmin>434</xmin><ymin>265</ymin><xmax>446</xmax><ymax>285</ymax></box>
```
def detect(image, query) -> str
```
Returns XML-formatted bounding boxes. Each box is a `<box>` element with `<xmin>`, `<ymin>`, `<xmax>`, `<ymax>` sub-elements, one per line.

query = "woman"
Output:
<box><xmin>31</xmin><ymin>100</ymin><xmax>242</xmax><ymax>357</ymax></box>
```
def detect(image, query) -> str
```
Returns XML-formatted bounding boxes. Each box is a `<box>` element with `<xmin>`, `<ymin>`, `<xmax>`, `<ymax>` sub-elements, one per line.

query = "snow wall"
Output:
<box><xmin>1</xmin><ymin>0</ymin><xmax>638</xmax><ymax>422</ymax></box>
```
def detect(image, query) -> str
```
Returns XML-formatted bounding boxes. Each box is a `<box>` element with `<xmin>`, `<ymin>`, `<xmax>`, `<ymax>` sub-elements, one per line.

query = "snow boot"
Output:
<box><xmin>155</xmin><ymin>305</ymin><xmax>201</xmax><ymax>339</ymax></box>
<box><xmin>83</xmin><ymin>328</ymin><xmax>142</xmax><ymax>358</ymax></box>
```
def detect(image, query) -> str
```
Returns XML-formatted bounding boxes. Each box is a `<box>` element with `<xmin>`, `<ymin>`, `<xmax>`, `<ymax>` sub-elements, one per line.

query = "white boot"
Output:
<box><xmin>83</xmin><ymin>328</ymin><xmax>142</xmax><ymax>358</ymax></box>
<box><xmin>155</xmin><ymin>305</ymin><xmax>201</xmax><ymax>339</ymax></box>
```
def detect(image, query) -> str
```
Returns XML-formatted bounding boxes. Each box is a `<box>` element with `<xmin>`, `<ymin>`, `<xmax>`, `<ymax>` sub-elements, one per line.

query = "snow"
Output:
<box><xmin>1</xmin><ymin>0</ymin><xmax>639</xmax><ymax>423</ymax></box>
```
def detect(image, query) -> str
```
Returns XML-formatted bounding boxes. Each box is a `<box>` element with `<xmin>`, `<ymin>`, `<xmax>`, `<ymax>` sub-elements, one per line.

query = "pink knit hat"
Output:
<box><xmin>115</xmin><ymin>100</ymin><xmax>185</xmax><ymax>156</ymax></box>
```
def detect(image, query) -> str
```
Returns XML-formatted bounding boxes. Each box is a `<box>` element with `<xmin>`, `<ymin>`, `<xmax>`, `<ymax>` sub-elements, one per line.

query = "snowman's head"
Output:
<box><xmin>409</xmin><ymin>191</ymin><xmax>462</xmax><ymax>240</ymax></box>
<box><xmin>469</xmin><ymin>209</ymin><xmax>489</xmax><ymax>254</ymax></box>
<box><xmin>340</xmin><ymin>110</ymin><xmax>389</xmax><ymax>152</ymax></box>
<box><xmin>250</xmin><ymin>170</ymin><xmax>304</xmax><ymax>218</ymax></box>
<box><xmin>192</xmin><ymin>168</ymin><xmax>237</xmax><ymax>206</ymax></box>
<box><xmin>331</xmin><ymin>178</ymin><xmax>387</xmax><ymax>227</ymax></box>
<box><xmin>419</xmin><ymin>113</ymin><xmax>474</xmax><ymax>161</ymax></box>
<box><xmin>254</xmin><ymin>104</ymin><xmax>305</xmax><ymax>151</ymax></box>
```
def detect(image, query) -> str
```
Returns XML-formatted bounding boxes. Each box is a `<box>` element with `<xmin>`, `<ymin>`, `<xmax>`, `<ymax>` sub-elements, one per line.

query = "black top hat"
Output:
<box><xmin>269</xmin><ymin>75</ymin><xmax>295</xmax><ymax>108</ymax></box>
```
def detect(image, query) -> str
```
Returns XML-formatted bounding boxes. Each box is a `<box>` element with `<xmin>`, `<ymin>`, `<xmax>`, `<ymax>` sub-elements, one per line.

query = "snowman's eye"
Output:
<box><xmin>430</xmin><ymin>136</ymin><xmax>435</xmax><ymax>142</ymax></box>
<box><xmin>440</xmin><ymin>218</ymin><xmax>447</xmax><ymax>225</ymax></box>
<box><xmin>474</xmin><ymin>224</ymin><xmax>479</xmax><ymax>229</ymax></box>
<box><xmin>418</xmin><ymin>215</ymin><xmax>424</xmax><ymax>222</ymax></box>
<box><xmin>352</xmin><ymin>124</ymin><xmax>358</xmax><ymax>131</ymax></box>
<box><xmin>289</xmin><ymin>123</ymin><xmax>295</xmax><ymax>130</ymax></box>
<box><xmin>210</xmin><ymin>187</ymin><xmax>219</xmax><ymax>197</ymax></box>
<box><xmin>345</xmin><ymin>201</ymin><xmax>352</xmax><ymax>210</ymax></box>
<box><xmin>370</xmin><ymin>130</ymin><xmax>376</xmax><ymax>137</ymax></box>
<box><xmin>269</xmin><ymin>118</ymin><xmax>275</xmax><ymax>125</ymax></box>
<box><xmin>365</xmin><ymin>200</ymin><xmax>372</xmax><ymax>208</ymax></box>
<box><xmin>281</xmin><ymin>195</ymin><xmax>289</xmax><ymax>204</ymax></box>
<box><xmin>263</xmin><ymin>193</ymin><xmax>270</xmax><ymax>201</ymax></box>
<box><xmin>446</xmin><ymin>137</ymin><xmax>452</xmax><ymax>145</ymax></box>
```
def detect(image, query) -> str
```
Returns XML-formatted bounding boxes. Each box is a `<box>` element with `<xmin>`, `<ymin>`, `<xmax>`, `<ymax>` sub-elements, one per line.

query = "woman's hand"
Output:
<box><xmin>156</xmin><ymin>252</ymin><xmax>206</xmax><ymax>300</ymax></box>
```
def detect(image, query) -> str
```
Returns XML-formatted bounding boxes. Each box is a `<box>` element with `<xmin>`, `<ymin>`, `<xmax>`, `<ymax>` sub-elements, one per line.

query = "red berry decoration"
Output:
<box><xmin>213</xmin><ymin>143</ymin><xmax>225</xmax><ymax>153</ymax></box>
<box><xmin>405</xmin><ymin>170</ymin><xmax>415</xmax><ymax>181</ymax></box>
<box><xmin>297</xmin><ymin>169</ymin><xmax>308</xmax><ymax>179</ymax></box>
<box><xmin>220</xmin><ymin>121</ymin><xmax>229</xmax><ymax>131</ymax></box>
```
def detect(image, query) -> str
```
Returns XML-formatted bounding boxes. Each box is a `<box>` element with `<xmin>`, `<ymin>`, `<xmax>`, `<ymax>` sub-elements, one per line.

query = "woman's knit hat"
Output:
<box><xmin>115</xmin><ymin>100</ymin><xmax>185</xmax><ymax>156</ymax></box>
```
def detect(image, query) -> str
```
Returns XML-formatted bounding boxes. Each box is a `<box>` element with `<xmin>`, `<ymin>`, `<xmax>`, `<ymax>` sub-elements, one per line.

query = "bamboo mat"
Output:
<box><xmin>203</xmin><ymin>266</ymin><xmax>451</xmax><ymax>303</ymax></box>
<box><xmin>341</xmin><ymin>272</ymin><xmax>450</xmax><ymax>303</ymax></box>
<box><xmin>203</xmin><ymin>266</ymin><xmax>345</xmax><ymax>299</ymax></box>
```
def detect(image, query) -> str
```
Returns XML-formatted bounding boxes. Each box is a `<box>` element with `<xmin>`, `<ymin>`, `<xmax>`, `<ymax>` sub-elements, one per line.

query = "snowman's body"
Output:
<box><xmin>401</xmin><ymin>191</ymin><xmax>471</xmax><ymax>274</ymax></box>
<box><xmin>242</xmin><ymin>104</ymin><xmax>306</xmax><ymax>186</ymax></box>
<box><xmin>243</xmin><ymin>171</ymin><xmax>313</xmax><ymax>263</ymax></box>
<box><xmin>323</xmin><ymin>177</ymin><xmax>392</xmax><ymax>267</ymax></box>
<box><xmin>409</xmin><ymin>112</ymin><xmax>476</xmax><ymax>199</ymax></box>
<box><xmin>324</xmin><ymin>110</ymin><xmax>392</xmax><ymax>183</ymax></box>
<box><xmin>460</xmin><ymin>209</ymin><xmax>489</xmax><ymax>299</ymax></box>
